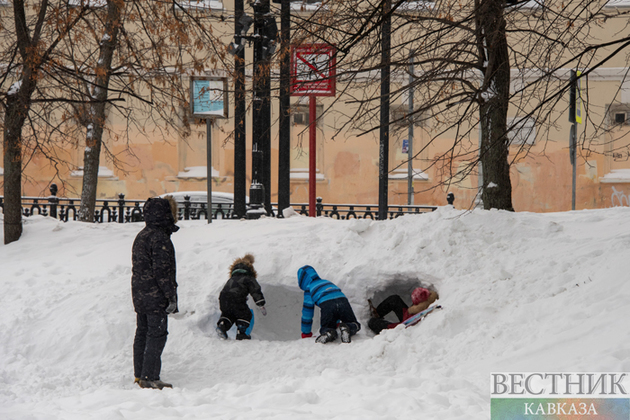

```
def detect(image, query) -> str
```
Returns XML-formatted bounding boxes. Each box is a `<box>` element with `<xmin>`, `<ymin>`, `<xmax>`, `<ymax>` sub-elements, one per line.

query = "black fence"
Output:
<box><xmin>0</xmin><ymin>187</ymin><xmax>441</xmax><ymax>223</ymax></box>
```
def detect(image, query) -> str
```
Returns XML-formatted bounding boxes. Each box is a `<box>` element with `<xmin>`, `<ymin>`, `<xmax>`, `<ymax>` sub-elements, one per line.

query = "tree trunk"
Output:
<box><xmin>477</xmin><ymin>0</ymin><xmax>514</xmax><ymax>211</ymax></box>
<box><xmin>3</xmin><ymin>0</ymin><xmax>44</xmax><ymax>244</ymax></box>
<box><xmin>4</xmin><ymin>73</ymin><xmax>39</xmax><ymax>244</ymax></box>
<box><xmin>78</xmin><ymin>0</ymin><xmax>123</xmax><ymax>222</ymax></box>
<box><xmin>3</xmin><ymin>90</ymin><xmax>27</xmax><ymax>244</ymax></box>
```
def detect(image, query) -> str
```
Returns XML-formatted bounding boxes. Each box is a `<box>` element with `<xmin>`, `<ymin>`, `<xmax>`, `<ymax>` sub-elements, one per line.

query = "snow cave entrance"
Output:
<box><xmin>241</xmin><ymin>284</ymin><xmax>317</xmax><ymax>342</ymax></box>
<box><xmin>229</xmin><ymin>274</ymin><xmax>437</xmax><ymax>342</ymax></box>
<box><xmin>365</xmin><ymin>276</ymin><xmax>436</xmax><ymax>325</ymax></box>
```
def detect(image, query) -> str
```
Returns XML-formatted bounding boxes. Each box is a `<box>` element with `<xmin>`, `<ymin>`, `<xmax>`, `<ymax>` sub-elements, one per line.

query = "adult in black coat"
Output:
<box><xmin>216</xmin><ymin>253</ymin><xmax>267</xmax><ymax>340</ymax></box>
<box><xmin>131</xmin><ymin>196</ymin><xmax>179</xmax><ymax>390</ymax></box>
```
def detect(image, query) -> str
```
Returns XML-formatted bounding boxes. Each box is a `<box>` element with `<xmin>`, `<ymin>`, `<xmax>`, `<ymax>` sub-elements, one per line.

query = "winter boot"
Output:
<box><xmin>216</xmin><ymin>320</ymin><xmax>229</xmax><ymax>340</ymax></box>
<box><xmin>315</xmin><ymin>331</ymin><xmax>337</xmax><ymax>344</ymax></box>
<box><xmin>216</xmin><ymin>326</ymin><xmax>228</xmax><ymax>340</ymax></box>
<box><xmin>236</xmin><ymin>330</ymin><xmax>251</xmax><ymax>340</ymax></box>
<box><xmin>339</xmin><ymin>323</ymin><xmax>352</xmax><ymax>343</ymax></box>
<box><xmin>138</xmin><ymin>379</ymin><xmax>173</xmax><ymax>390</ymax></box>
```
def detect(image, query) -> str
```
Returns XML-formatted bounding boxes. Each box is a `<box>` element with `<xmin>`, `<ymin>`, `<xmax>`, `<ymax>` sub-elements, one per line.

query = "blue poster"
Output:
<box><xmin>192</xmin><ymin>78</ymin><xmax>226</xmax><ymax>118</ymax></box>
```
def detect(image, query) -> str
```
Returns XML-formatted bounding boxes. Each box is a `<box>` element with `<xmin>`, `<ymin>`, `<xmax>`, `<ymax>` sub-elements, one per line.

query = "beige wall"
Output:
<box><xmin>5</xmin><ymin>1</ymin><xmax>630</xmax><ymax>212</ymax></box>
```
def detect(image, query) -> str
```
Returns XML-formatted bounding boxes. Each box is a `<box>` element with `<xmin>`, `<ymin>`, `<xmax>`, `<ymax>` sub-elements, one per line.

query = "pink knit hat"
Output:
<box><xmin>411</xmin><ymin>287</ymin><xmax>430</xmax><ymax>305</ymax></box>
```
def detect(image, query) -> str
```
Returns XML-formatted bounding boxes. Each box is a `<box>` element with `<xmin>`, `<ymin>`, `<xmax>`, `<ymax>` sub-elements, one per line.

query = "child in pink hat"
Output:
<box><xmin>368</xmin><ymin>287</ymin><xmax>438</xmax><ymax>334</ymax></box>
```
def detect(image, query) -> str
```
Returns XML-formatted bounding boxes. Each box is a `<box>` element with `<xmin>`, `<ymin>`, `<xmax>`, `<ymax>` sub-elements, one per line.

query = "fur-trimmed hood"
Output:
<box><xmin>143</xmin><ymin>196</ymin><xmax>179</xmax><ymax>233</ymax></box>
<box><xmin>229</xmin><ymin>253</ymin><xmax>257</xmax><ymax>278</ymax></box>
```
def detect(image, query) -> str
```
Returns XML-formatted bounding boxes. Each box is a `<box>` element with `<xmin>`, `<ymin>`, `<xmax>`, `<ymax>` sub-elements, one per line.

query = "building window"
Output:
<box><xmin>608</xmin><ymin>105</ymin><xmax>630</xmax><ymax>126</ymax></box>
<box><xmin>290</xmin><ymin>102</ymin><xmax>325</xmax><ymax>180</ymax></box>
<box><xmin>507</xmin><ymin>117</ymin><xmax>536</xmax><ymax>146</ymax></box>
<box><xmin>292</xmin><ymin>104</ymin><xmax>323</xmax><ymax>126</ymax></box>
<box><xmin>390</xmin><ymin>105</ymin><xmax>425</xmax><ymax>128</ymax></box>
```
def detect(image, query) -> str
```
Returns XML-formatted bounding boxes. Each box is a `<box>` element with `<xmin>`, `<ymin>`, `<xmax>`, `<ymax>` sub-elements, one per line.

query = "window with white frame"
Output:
<box><xmin>290</xmin><ymin>103</ymin><xmax>325</xmax><ymax>180</ymax></box>
<box><xmin>292</xmin><ymin>104</ymin><xmax>323</xmax><ymax>126</ymax></box>
<box><xmin>390</xmin><ymin>105</ymin><xmax>425</xmax><ymax>128</ymax></box>
<box><xmin>608</xmin><ymin>104</ymin><xmax>630</xmax><ymax>126</ymax></box>
<box><xmin>507</xmin><ymin>117</ymin><xmax>536</xmax><ymax>146</ymax></box>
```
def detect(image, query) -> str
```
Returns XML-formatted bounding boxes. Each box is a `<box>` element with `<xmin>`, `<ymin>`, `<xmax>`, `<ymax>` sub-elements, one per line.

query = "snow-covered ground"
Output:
<box><xmin>1</xmin><ymin>206</ymin><xmax>629</xmax><ymax>419</ymax></box>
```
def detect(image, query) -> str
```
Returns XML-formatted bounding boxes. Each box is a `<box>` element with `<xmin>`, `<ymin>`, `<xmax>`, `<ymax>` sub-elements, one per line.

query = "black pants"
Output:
<box><xmin>217</xmin><ymin>296</ymin><xmax>252</xmax><ymax>333</ymax></box>
<box><xmin>368</xmin><ymin>295</ymin><xmax>408</xmax><ymax>335</ymax></box>
<box><xmin>133</xmin><ymin>312</ymin><xmax>168</xmax><ymax>381</ymax></box>
<box><xmin>319</xmin><ymin>297</ymin><xmax>361</xmax><ymax>339</ymax></box>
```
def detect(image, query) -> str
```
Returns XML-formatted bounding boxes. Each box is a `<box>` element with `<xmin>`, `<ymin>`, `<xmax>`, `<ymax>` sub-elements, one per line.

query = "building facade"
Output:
<box><xmin>3</xmin><ymin>0</ymin><xmax>630</xmax><ymax>212</ymax></box>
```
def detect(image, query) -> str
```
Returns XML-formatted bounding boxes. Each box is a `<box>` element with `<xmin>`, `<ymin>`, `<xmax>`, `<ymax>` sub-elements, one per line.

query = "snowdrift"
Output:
<box><xmin>1</xmin><ymin>206</ymin><xmax>629</xmax><ymax>419</ymax></box>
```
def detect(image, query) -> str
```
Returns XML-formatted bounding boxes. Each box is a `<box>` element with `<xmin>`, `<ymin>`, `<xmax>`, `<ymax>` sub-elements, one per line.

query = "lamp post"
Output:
<box><xmin>277</xmin><ymin>0</ymin><xmax>291</xmax><ymax>216</ymax></box>
<box><xmin>228</xmin><ymin>0</ymin><xmax>277</xmax><ymax>219</ymax></box>
<box><xmin>233</xmin><ymin>0</ymin><xmax>247</xmax><ymax>219</ymax></box>
<box><xmin>378</xmin><ymin>0</ymin><xmax>391</xmax><ymax>220</ymax></box>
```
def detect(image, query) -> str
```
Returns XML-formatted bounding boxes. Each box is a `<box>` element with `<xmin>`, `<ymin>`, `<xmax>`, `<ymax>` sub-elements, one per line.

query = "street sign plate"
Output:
<box><xmin>291</xmin><ymin>44</ymin><xmax>336</xmax><ymax>97</ymax></box>
<box><xmin>190</xmin><ymin>77</ymin><xmax>228</xmax><ymax>119</ymax></box>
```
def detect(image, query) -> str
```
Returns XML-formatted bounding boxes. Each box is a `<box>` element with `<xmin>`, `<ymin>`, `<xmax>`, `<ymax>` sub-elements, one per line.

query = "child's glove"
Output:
<box><xmin>258</xmin><ymin>306</ymin><xmax>267</xmax><ymax>316</ymax></box>
<box><xmin>301</xmin><ymin>332</ymin><xmax>313</xmax><ymax>339</ymax></box>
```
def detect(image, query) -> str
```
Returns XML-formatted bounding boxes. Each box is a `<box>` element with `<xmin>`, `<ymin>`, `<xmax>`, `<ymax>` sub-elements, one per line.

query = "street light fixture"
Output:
<box><xmin>227</xmin><ymin>0</ymin><xmax>277</xmax><ymax>219</ymax></box>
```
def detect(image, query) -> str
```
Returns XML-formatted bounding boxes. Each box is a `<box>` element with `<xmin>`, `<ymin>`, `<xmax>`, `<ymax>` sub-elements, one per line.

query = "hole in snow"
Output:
<box><xmin>250</xmin><ymin>284</ymin><xmax>318</xmax><ymax>342</ymax></box>
<box><xmin>366</xmin><ymin>275</ymin><xmax>439</xmax><ymax>324</ymax></box>
<box><xmin>196</xmin><ymin>274</ymin><xmax>439</xmax><ymax>341</ymax></box>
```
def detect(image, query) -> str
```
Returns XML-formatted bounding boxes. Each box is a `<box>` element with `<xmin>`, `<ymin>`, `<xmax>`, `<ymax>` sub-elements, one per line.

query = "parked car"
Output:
<box><xmin>158</xmin><ymin>191</ymin><xmax>249</xmax><ymax>220</ymax></box>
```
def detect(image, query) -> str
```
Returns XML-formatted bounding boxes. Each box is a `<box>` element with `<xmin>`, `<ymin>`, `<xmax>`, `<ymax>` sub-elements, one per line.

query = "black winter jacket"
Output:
<box><xmin>131</xmin><ymin>198</ymin><xmax>179</xmax><ymax>313</ymax></box>
<box><xmin>219</xmin><ymin>255</ymin><xmax>265</xmax><ymax>307</ymax></box>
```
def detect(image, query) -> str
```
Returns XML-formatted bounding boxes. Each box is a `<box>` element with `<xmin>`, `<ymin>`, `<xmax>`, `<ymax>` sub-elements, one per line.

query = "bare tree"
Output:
<box><xmin>1</xmin><ymin>1</ymin><xmax>227</xmax><ymax>238</ymax></box>
<box><xmin>286</xmin><ymin>0</ymin><xmax>630</xmax><ymax>210</ymax></box>
<box><xmin>74</xmin><ymin>0</ymin><xmax>124</xmax><ymax>222</ymax></box>
<box><xmin>66</xmin><ymin>0</ymin><xmax>226</xmax><ymax>222</ymax></box>
<box><xmin>1</xmin><ymin>1</ymin><xmax>90</xmax><ymax>244</ymax></box>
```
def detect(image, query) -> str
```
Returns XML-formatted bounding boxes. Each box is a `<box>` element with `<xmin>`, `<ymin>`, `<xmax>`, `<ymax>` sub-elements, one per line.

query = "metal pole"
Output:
<box><xmin>569</xmin><ymin>70</ymin><xmax>577</xmax><ymax>211</ymax></box>
<box><xmin>234</xmin><ymin>0</ymin><xmax>247</xmax><ymax>219</ymax></box>
<box><xmin>309</xmin><ymin>95</ymin><xmax>316</xmax><ymax>217</ymax></box>
<box><xmin>247</xmin><ymin>0</ymin><xmax>266</xmax><ymax>219</ymax></box>
<box><xmin>476</xmin><ymin>122</ymin><xmax>483</xmax><ymax>208</ymax></box>
<box><xmin>407</xmin><ymin>52</ymin><xmax>414</xmax><ymax>206</ymax></box>
<box><xmin>378</xmin><ymin>0</ymin><xmax>391</xmax><ymax>220</ymax></box>
<box><xmin>261</xmin><ymin>0</ymin><xmax>272</xmax><ymax>215</ymax></box>
<box><xmin>570</xmin><ymin>123</ymin><xmax>576</xmax><ymax>210</ymax></box>
<box><xmin>206</xmin><ymin>118</ymin><xmax>213</xmax><ymax>224</ymax></box>
<box><xmin>278</xmin><ymin>0</ymin><xmax>291</xmax><ymax>216</ymax></box>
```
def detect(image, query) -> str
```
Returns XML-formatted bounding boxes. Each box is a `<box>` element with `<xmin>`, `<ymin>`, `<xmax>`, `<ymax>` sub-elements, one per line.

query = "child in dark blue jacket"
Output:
<box><xmin>216</xmin><ymin>253</ymin><xmax>266</xmax><ymax>340</ymax></box>
<box><xmin>298</xmin><ymin>265</ymin><xmax>361</xmax><ymax>344</ymax></box>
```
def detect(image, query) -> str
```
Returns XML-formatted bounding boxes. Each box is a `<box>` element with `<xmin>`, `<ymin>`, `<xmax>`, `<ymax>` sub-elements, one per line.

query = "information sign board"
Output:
<box><xmin>290</xmin><ymin>44</ymin><xmax>336</xmax><ymax>97</ymax></box>
<box><xmin>190</xmin><ymin>77</ymin><xmax>228</xmax><ymax>119</ymax></box>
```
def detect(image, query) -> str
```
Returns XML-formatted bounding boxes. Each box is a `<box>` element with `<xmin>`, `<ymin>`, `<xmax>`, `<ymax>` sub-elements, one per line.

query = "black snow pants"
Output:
<box><xmin>133</xmin><ymin>312</ymin><xmax>168</xmax><ymax>381</ymax></box>
<box><xmin>217</xmin><ymin>295</ymin><xmax>253</xmax><ymax>333</ymax></box>
<box><xmin>368</xmin><ymin>294</ymin><xmax>408</xmax><ymax>335</ymax></box>
<box><xmin>319</xmin><ymin>297</ymin><xmax>361</xmax><ymax>340</ymax></box>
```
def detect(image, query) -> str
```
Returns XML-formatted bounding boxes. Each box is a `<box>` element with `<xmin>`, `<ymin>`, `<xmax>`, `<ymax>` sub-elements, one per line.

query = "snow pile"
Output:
<box><xmin>1</xmin><ymin>206</ymin><xmax>630</xmax><ymax>419</ymax></box>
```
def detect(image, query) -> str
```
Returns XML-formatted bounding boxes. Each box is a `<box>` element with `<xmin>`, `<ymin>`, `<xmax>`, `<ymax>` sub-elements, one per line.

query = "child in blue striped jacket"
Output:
<box><xmin>298</xmin><ymin>265</ymin><xmax>361</xmax><ymax>344</ymax></box>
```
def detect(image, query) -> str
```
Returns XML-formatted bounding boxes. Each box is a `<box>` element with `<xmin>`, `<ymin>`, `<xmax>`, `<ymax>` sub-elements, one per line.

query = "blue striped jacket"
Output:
<box><xmin>298</xmin><ymin>265</ymin><xmax>345</xmax><ymax>335</ymax></box>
